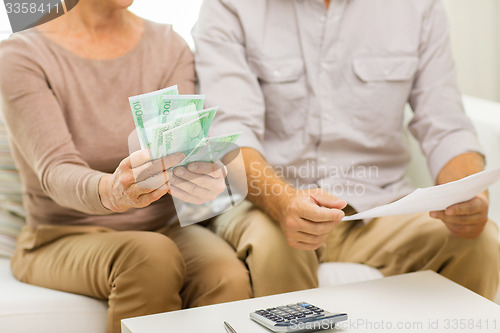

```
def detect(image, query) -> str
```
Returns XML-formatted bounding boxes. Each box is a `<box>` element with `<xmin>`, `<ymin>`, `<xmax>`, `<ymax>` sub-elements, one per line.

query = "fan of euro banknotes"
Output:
<box><xmin>129</xmin><ymin>85</ymin><xmax>240</xmax><ymax>166</ymax></box>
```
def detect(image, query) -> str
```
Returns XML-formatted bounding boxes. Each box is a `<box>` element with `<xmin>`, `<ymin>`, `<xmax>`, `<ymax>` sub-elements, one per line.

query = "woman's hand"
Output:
<box><xmin>99</xmin><ymin>150</ymin><xmax>185</xmax><ymax>212</ymax></box>
<box><xmin>169</xmin><ymin>161</ymin><xmax>228</xmax><ymax>205</ymax></box>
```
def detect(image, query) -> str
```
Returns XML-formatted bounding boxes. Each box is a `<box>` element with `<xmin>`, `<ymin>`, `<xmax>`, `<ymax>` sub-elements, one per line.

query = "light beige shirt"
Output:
<box><xmin>193</xmin><ymin>0</ymin><xmax>483</xmax><ymax>212</ymax></box>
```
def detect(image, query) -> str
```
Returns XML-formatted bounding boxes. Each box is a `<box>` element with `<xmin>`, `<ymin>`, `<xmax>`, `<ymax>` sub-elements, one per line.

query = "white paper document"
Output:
<box><xmin>342</xmin><ymin>167</ymin><xmax>500</xmax><ymax>221</ymax></box>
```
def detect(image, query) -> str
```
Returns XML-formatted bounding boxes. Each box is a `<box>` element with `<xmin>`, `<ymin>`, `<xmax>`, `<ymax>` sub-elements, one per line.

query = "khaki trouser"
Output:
<box><xmin>212</xmin><ymin>201</ymin><xmax>500</xmax><ymax>300</ymax></box>
<box><xmin>11</xmin><ymin>223</ymin><xmax>252</xmax><ymax>333</ymax></box>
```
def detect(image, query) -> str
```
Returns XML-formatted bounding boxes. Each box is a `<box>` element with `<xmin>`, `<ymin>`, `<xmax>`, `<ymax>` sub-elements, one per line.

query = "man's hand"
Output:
<box><xmin>432</xmin><ymin>152</ymin><xmax>489</xmax><ymax>239</ymax></box>
<box><xmin>430</xmin><ymin>191</ymin><xmax>489</xmax><ymax>239</ymax></box>
<box><xmin>280</xmin><ymin>188</ymin><xmax>347</xmax><ymax>250</ymax></box>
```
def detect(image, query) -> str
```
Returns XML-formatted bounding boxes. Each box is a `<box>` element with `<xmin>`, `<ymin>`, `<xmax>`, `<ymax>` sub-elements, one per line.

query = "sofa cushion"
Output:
<box><xmin>318</xmin><ymin>262</ymin><xmax>384</xmax><ymax>287</ymax></box>
<box><xmin>0</xmin><ymin>209</ymin><xmax>22</xmax><ymax>257</ymax></box>
<box><xmin>0</xmin><ymin>257</ymin><xmax>107</xmax><ymax>333</ymax></box>
<box><xmin>0</xmin><ymin>112</ymin><xmax>25</xmax><ymax>258</ymax></box>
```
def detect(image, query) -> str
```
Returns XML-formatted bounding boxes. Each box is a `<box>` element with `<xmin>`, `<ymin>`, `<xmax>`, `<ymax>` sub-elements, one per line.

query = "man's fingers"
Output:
<box><xmin>296</xmin><ymin>218</ymin><xmax>338</xmax><ymax>236</ymax></box>
<box><xmin>445</xmin><ymin>196</ymin><xmax>487</xmax><ymax>216</ymax></box>
<box><xmin>430</xmin><ymin>210</ymin><xmax>487</xmax><ymax>224</ymax></box>
<box><xmin>443</xmin><ymin>220</ymin><xmax>486</xmax><ymax>239</ymax></box>
<box><xmin>310</xmin><ymin>192</ymin><xmax>347</xmax><ymax>210</ymax></box>
<box><xmin>284</xmin><ymin>228</ymin><xmax>327</xmax><ymax>250</ymax></box>
<box><xmin>295</xmin><ymin>199</ymin><xmax>345</xmax><ymax>222</ymax></box>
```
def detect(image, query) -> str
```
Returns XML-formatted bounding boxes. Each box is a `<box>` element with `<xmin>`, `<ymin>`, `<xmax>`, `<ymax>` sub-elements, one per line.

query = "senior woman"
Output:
<box><xmin>0</xmin><ymin>1</ymin><xmax>251</xmax><ymax>332</ymax></box>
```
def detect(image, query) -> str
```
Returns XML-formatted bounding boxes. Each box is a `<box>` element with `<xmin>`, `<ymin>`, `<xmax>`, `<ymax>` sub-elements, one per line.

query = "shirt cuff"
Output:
<box><xmin>86</xmin><ymin>172</ymin><xmax>114</xmax><ymax>215</ymax></box>
<box><xmin>236</xmin><ymin>131</ymin><xmax>265</xmax><ymax>155</ymax></box>
<box><xmin>427</xmin><ymin>130</ymin><xmax>485</xmax><ymax>182</ymax></box>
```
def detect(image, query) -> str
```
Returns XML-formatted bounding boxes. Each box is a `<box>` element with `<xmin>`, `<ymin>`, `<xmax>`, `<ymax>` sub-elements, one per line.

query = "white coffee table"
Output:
<box><xmin>121</xmin><ymin>271</ymin><xmax>500</xmax><ymax>333</ymax></box>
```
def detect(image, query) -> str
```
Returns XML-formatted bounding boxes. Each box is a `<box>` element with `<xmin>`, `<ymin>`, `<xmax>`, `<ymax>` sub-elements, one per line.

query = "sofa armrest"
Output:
<box><xmin>463</xmin><ymin>96</ymin><xmax>500</xmax><ymax>224</ymax></box>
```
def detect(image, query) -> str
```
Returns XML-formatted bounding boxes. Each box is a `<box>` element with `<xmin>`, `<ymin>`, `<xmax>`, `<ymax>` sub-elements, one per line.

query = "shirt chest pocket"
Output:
<box><xmin>350</xmin><ymin>55</ymin><xmax>418</xmax><ymax>146</ymax></box>
<box><xmin>248</xmin><ymin>57</ymin><xmax>308</xmax><ymax>136</ymax></box>
<box><xmin>352</xmin><ymin>56</ymin><xmax>418</xmax><ymax>83</ymax></box>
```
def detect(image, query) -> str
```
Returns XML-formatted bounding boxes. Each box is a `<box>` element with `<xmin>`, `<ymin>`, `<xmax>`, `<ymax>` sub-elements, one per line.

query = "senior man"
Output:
<box><xmin>193</xmin><ymin>0</ymin><xmax>500</xmax><ymax>299</ymax></box>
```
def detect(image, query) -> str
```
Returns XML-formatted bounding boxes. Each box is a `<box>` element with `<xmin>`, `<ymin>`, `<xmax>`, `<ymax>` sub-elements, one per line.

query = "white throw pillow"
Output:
<box><xmin>0</xmin><ymin>110</ymin><xmax>25</xmax><ymax>258</ymax></box>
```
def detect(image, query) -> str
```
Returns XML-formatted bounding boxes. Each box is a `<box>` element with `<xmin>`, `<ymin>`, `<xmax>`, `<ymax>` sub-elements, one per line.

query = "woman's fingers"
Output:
<box><xmin>135</xmin><ymin>184</ymin><xmax>170</xmax><ymax>208</ymax></box>
<box><xmin>132</xmin><ymin>152</ymin><xmax>185</xmax><ymax>183</ymax></box>
<box><xmin>173</xmin><ymin>166</ymin><xmax>226</xmax><ymax>194</ymax></box>
<box><xmin>121</xmin><ymin>149</ymin><xmax>152</xmax><ymax>170</ymax></box>
<box><xmin>107</xmin><ymin>151</ymin><xmax>185</xmax><ymax>211</ymax></box>
<box><xmin>130</xmin><ymin>169</ymin><xmax>173</xmax><ymax>195</ymax></box>
<box><xmin>169</xmin><ymin>184</ymin><xmax>214</xmax><ymax>205</ymax></box>
<box><xmin>187</xmin><ymin>161</ymin><xmax>225</xmax><ymax>179</ymax></box>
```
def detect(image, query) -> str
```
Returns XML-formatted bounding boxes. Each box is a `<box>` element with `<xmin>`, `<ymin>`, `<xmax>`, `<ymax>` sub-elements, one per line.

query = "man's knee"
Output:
<box><xmin>451</xmin><ymin>220</ymin><xmax>500</xmax><ymax>269</ymax></box>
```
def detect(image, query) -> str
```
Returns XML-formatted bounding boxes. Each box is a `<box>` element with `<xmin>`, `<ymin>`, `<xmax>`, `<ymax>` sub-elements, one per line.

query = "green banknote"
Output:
<box><xmin>150</xmin><ymin>104</ymin><xmax>198</xmax><ymax>159</ymax></box>
<box><xmin>161</xmin><ymin>114</ymin><xmax>210</xmax><ymax>158</ymax></box>
<box><xmin>177</xmin><ymin>106</ymin><xmax>217</xmax><ymax>138</ymax></box>
<box><xmin>150</xmin><ymin>107</ymin><xmax>218</xmax><ymax>159</ymax></box>
<box><xmin>159</xmin><ymin>95</ymin><xmax>205</xmax><ymax>124</ymax></box>
<box><xmin>129</xmin><ymin>85</ymin><xmax>179</xmax><ymax>149</ymax></box>
<box><xmin>128</xmin><ymin>87</ymin><xmax>230</xmax><ymax>168</ymax></box>
<box><xmin>178</xmin><ymin>132</ymin><xmax>241</xmax><ymax>166</ymax></box>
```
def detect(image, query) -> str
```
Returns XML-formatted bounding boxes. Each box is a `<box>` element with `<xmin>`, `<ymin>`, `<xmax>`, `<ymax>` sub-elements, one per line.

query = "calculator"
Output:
<box><xmin>250</xmin><ymin>302</ymin><xmax>348</xmax><ymax>332</ymax></box>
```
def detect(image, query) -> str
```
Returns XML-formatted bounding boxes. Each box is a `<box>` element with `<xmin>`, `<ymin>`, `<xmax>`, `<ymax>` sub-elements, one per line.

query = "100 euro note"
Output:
<box><xmin>159</xmin><ymin>95</ymin><xmax>205</xmax><ymax>124</ymax></box>
<box><xmin>160</xmin><ymin>114</ymin><xmax>211</xmax><ymax>158</ymax></box>
<box><xmin>179</xmin><ymin>132</ymin><xmax>242</xmax><ymax>166</ymax></box>
<box><xmin>150</xmin><ymin>107</ymin><xmax>218</xmax><ymax>159</ymax></box>
<box><xmin>129</xmin><ymin>85</ymin><xmax>179</xmax><ymax>149</ymax></box>
<box><xmin>149</xmin><ymin>104</ymin><xmax>198</xmax><ymax>159</ymax></box>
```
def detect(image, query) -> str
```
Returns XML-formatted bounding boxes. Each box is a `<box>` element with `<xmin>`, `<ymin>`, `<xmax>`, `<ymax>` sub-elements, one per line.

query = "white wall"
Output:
<box><xmin>0</xmin><ymin>1</ymin><xmax>10</xmax><ymax>41</ymax></box>
<box><xmin>443</xmin><ymin>0</ymin><xmax>500</xmax><ymax>102</ymax></box>
<box><xmin>128</xmin><ymin>1</ymin><xmax>202</xmax><ymax>49</ymax></box>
